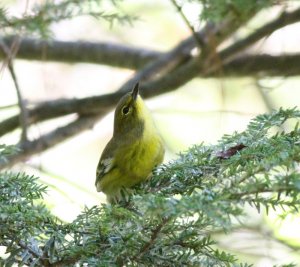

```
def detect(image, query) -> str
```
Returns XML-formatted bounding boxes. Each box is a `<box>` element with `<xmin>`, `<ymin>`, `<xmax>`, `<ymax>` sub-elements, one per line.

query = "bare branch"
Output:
<box><xmin>0</xmin><ymin>36</ymin><xmax>162</xmax><ymax>69</ymax></box>
<box><xmin>220</xmin><ymin>7</ymin><xmax>300</xmax><ymax>60</ymax></box>
<box><xmin>1</xmin><ymin>53</ymin><xmax>299</xmax><ymax>140</ymax></box>
<box><xmin>0</xmin><ymin>7</ymin><xmax>298</xmax><ymax>74</ymax></box>
<box><xmin>117</xmin><ymin>16</ymin><xmax>246</xmax><ymax>94</ymax></box>
<box><xmin>0</xmin><ymin>115</ymin><xmax>100</xmax><ymax>170</ymax></box>
<box><xmin>216</xmin><ymin>53</ymin><xmax>300</xmax><ymax>77</ymax></box>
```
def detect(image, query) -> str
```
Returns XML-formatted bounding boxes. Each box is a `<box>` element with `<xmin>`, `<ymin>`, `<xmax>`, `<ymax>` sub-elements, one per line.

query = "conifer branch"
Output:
<box><xmin>133</xmin><ymin>217</ymin><xmax>171</xmax><ymax>261</ymax></box>
<box><xmin>1</xmin><ymin>108</ymin><xmax>300</xmax><ymax>266</ymax></box>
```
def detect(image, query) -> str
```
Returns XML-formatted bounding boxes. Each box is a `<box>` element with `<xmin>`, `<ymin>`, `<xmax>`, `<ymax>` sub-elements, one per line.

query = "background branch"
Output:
<box><xmin>0</xmin><ymin>53</ymin><xmax>299</xmax><ymax>139</ymax></box>
<box><xmin>0</xmin><ymin>36</ymin><xmax>162</xmax><ymax>69</ymax></box>
<box><xmin>0</xmin><ymin>114</ymin><xmax>100</xmax><ymax>170</ymax></box>
<box><xmin>219</xmin><ymin>6</ymin><xmax>300</xmax><ymax>60</ymax></box>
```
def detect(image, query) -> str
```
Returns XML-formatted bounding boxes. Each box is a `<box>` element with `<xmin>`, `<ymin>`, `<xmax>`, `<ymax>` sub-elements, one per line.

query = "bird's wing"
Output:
<box><xmin>95</xmin><ymin>139</ymin><xmax>117</xmax><ymax>191</ymax></box>
<box><xmin>95</xmin><ymin>157</ymin><xmax>114</xmax><ymax>192</ymax></box>
<box><xmin>96</xmin><ymin>157</ymin><xmax>114</xmax><ymax>179</ymax></box>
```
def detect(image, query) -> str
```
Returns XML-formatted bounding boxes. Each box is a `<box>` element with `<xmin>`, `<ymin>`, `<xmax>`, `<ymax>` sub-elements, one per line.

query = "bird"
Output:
<box><xmin>95</xmin><ymin>83</ymin><xmax>164</xmax><ymax>203</ymax></box>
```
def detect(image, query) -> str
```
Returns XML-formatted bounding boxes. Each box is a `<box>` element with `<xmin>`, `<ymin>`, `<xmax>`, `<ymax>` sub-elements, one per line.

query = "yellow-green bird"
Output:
<box><xmin>95</xmin><ymin>83</ymin><xmax>164</xmax><ymax>203</ymax></box>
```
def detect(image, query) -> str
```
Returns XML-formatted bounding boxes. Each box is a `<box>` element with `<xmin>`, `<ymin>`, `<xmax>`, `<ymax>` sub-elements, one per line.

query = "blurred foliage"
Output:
<box><xmin>0</xmin><ymin>0</ymin><xmax>281</xmax><ymax>38</ymax></box>
<box><xmin>196</xmin><ymin>0</ymin><xmax>273</xmax><ymax>22</ymax></box>
<box><xmin>0</xmin><ymin>0</ymin><xmax>135</xmax><ymax>38</ymax></box>
<box><xmin>0</xmin><ymin>144</ymin><xmax>18</xmax><ymax>163</ymax></box>
<box><xmin>1</xmin><ymin>108</ymin><xmax>300</xmax><ymax>266</ymax></box>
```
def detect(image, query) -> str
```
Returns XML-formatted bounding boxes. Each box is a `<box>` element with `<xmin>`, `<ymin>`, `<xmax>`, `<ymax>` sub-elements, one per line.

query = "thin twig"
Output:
<box><xmin>0</xmin><ymin>36</ymin><xmax>28</xmax><ymax>142</ymax></box>
<box><xmin>170</xmin><ymin>0</ymin><xmax>205</xmax><ymax>49</ymax></box>
<box><xmin>8</xmin><ymin>63</ymin><xmax>28</xmax><ymax>142</ymax></box>
<box><xmin>18</xmin><ymin>240</ymin><xmax>50</xmax><ymax>266</ymax></box>
<box><xmin>49</xmin><ymin>256</ymin><xmax>81</xmax><ymax>267</ymax></box>
<box><xmin>133</xmin><ymin>217</ymin><xmax>170</xmax><ymax>261</ymax></box>
<box><xmin>0</xmin><ymin>104</ymin><xmax>18</xmax><ymax>109</ymax></box>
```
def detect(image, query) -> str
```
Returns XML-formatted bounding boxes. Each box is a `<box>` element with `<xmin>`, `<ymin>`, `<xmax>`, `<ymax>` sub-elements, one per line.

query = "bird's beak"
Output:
<box><xmin>131</xmin><ymin>82</ymin><xmax>139</xmax><ymax>101</ymax></box>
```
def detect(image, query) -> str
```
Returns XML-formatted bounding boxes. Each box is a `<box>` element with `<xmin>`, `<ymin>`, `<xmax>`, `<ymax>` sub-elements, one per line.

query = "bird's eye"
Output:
<box><xmin>122</xmin><ymin>106</ymin><xmax>130</xmax><ymax>115</ymax></box>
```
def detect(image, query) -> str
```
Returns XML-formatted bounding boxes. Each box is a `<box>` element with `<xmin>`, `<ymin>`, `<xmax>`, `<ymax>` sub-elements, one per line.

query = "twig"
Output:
<box><xmin>0</xmin><ymin>36</ymin><xmax>28</xmax><ymax>142</ymax></box>
<box><xmin>229</xmin><ymin>187</ymin><xmax>291</xmax><ymax>199</ymax></box>
<box><xmin>170</xmin><ymin>0</ymin><xmax>205</xmax><ymax>49</ymax></box>
<box><xmin>49</xmin><ymin>256</ymin><xmax>81</xmax><ymax>267</ymax></box>
<box><xmin>0</xmin><ymin>103</ymin><xmax>18</xmax><ymax>109</ymax></box>
<box><xmin>133</xmin><ymin>217</ymin><xmax>170</xmax><ymax>261</ymax></box>
<box><xmin>0</xmin><ymin>91</ymin><xmax>122</xmax><ymax>138</ymax></box>
<box><xmin>18</xmin><ymin>240</ymin><xmax>50</xmax><ymax>266</ymax></box>
<box><xmin>117</xmin><ymin>18</ymin><xmax>238</xmax><ymax>94</ymax></box>
<box><xmin>255</xmin><ymin>79</ymin><xmax>276</xmax><ymax>112</ymax></box>
<box><xmin>8</xmin><ymin>63</ymin><xmax>28</xmax><ymax>142</ymax></box>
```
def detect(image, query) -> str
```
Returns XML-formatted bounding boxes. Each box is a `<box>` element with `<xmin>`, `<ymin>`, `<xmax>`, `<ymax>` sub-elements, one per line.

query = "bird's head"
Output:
<box><xmin>113</xmin><ymin>83</ymin><xmax>146</xmax><ymax>137</ymax></box>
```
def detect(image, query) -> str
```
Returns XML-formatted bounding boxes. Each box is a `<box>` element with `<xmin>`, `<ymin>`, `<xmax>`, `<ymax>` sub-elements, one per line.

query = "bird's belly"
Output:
<box><xmin>118</xmin><ymin>136</ymin><xmax>163</xmax><ymax>183</ymax></box>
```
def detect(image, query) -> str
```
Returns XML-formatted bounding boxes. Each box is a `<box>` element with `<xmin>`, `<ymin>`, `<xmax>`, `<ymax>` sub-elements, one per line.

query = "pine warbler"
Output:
<box><xmin>95</xmin><ymin>83</ymin><xmax>164</xmax><ymax>203</ymax></box>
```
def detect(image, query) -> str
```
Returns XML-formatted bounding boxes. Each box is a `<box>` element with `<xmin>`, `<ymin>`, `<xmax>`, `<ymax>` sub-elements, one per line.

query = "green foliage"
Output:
<box><xmin>0</xmin><ymin>0</ymin><xmax>281</xmax><ymax>38</ymax></box>
<box><xmin>1</xmin><ymin>108</ymin><xmax>300</xmax><ymax>266</ymax></box>
<box><xmin>188</xmin><ymin>0</ymin><xmax>276</xmax><ymax>22</ymax></box>
<box><xmin>0</xmin><ymin>0</ymin><xmax>134</xmax><ymax>38</ymax></box>
<box><xmin>0</xmin><ymin>145</ymin><xmax>18</xmax><ymax>164</ymax></box>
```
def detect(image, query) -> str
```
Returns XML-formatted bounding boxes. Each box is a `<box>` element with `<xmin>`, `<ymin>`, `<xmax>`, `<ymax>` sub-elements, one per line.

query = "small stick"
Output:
<box><xmin>170</xmin><ymin>0</ymin><xmax>205</xmax><ymax>49</ymax></box>
<box><xmin>0</xmin><ymin>36</ymin><xmax>28</xmax><ymax>142</ymax></box>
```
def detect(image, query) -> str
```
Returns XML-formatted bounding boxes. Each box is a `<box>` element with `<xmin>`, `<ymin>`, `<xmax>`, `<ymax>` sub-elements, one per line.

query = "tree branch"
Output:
<box><xmin>220</xmin><ymin>6</ymin><xmax>300</xmax><ymax>60</ymax></box>
<box><xmin>49</xmin><ymin>256</ymin><xmax>81</xmax><ymax>267</ymax></box>
<box><xmin>217</xmin><ymin>53</ymin><xmax>300</xmax><ymax>77</ymax></box>
<box><xmin>0</xmin><ymin>36</ymin><xmax>162</xmax><ymax>69</ymax></box>
<box><xmin>1</xmin><ymin>53</ymin><xmax>299</xmax><ymax>140</ymax></box>
<box><xmin>0</xmin><ymin>115</ymin><xmax>100</xmax><ymax>170</ymax></box>
<box><xmin>0</xmin><ymin>92</ymin><xmax>122</xmax><ymax>138</ymax></box>
<box><xmin>0</xmin><ymin>16</ymin><xmax>243</xmax><ymax>139</ymax></box>
<box><xmin>0</xmin><ymin>7</ymin><xmax>298</xmax><ymax>74</ymax></box>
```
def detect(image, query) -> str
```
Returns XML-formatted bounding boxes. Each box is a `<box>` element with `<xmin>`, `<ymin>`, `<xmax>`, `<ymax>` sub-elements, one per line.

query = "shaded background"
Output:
<box><xmin>1</xmin><ymin>0</ymin><xmax>300</xmax><ymax>266</ymax></box>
